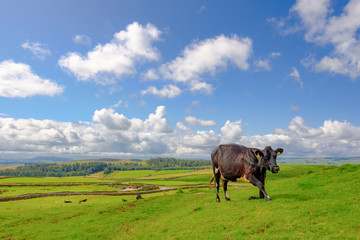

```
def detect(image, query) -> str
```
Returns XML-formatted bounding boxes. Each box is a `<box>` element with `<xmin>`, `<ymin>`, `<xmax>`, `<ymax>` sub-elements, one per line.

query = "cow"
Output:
<box><xmin>211</xmin><ymin>144</ymin><xmax>283</xmax><ymax>202</ymax></box>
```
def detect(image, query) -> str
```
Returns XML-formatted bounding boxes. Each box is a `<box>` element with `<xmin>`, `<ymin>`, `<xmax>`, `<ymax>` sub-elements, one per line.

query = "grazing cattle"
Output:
<box><xmin>78</xmin><ymin>199</ymin><xmax>87</xmax><ymax>204</ymax></box>
<box><xmin>136</xmin><ymin>194</ymin><xmax>143</xmax><ymax>200</ymax></box>
<box><xmin>211</xmin><ymin>144</ymin><xmax>283</xmax><ymax>202</ymax></box>
<box><xmin>64</xmin><ymin>200</ymin><xmax>72</xmax><ymax>203</ymax></box>
<box><xmin>122</xmin><ymin>199</ymin><xmax>128</xmax><ymax>202</ymax></box>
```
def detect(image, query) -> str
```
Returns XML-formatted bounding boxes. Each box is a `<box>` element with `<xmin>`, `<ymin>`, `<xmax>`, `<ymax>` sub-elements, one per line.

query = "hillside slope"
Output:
<box><xmin>0</xmin><ymin>165</ymin><xmax>359</xmax><ymax>239</ymax></box>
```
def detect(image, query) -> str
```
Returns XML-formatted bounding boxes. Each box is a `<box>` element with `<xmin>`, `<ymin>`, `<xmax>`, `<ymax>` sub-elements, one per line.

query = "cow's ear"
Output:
<box><xmin>255</xmin><ymin>150</ymin><xmax>264</xmax><ymax>158</ymax></box>
<box><xmin>275</xmin><ymin>148</ymin><xmax>283</xmax><ymax>155</ymax></box>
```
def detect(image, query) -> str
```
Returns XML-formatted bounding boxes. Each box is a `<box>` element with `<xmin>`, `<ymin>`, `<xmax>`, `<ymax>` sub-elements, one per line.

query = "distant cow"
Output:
<box><xmin>211</xmin><ymin>144</ymin><xmax>283</xmax><ymax>202</ymax></box>
<box><xmin>64</xmin><ymin>200</ymin><xmax>72</xmax><ymax>203</ymax></box>
<box><xmin>78</xmin><ymin>199</ymin><xmax>87</xmax><ymax>204</ymax></box>
<box><xmin>136</xmin><ymin>194</ymin><xmax>143</xmax><ymax>200</ymax></box>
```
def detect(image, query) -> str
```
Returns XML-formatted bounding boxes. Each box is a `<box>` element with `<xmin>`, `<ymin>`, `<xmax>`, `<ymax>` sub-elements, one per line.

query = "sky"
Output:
<box><xmin>1</xmin><ymin>0</ymin><xmax>360</xmax><ymax>160</ymax></box>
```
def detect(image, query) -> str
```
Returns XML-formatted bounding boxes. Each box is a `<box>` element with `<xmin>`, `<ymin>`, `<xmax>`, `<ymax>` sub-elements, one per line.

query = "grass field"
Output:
<box><xmin>0</xmin><ymin>164</ymin><xmax>359</xmax><ymax>239</ymax></box>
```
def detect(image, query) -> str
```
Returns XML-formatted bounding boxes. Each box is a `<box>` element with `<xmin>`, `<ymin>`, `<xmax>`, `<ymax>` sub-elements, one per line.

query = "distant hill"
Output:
<box><xmin>278</xmin><ymin>157</ymin><xmax>360</xmax><ymax>165</ymax></box>
<box><xmin>0</xmin><ymin>157</ymin><xmax>211</xmax><ymax>177</ymax></box>
<box><xmin>29</xmin><ymin>156</ymin><xmax>74</xmax><ymax>162</ymax></box>
<box><xmin>0</xmin><ymin>156</ymin><xmax>73</xmax><ymax>165</ymax></box>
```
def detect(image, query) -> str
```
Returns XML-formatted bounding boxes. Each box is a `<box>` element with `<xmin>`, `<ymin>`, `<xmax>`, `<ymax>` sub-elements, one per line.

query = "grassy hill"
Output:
<box><xmin>0</xmin><ymin>164</ymin><xmax>359</xmax><ymax>239</ymax></box>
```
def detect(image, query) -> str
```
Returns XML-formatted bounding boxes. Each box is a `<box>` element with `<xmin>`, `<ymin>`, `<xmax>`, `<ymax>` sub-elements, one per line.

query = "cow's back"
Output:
<box><xmin>215</xmin><ymin>144</ymin><xmax>249</xmax><ymax>181</ymax></box>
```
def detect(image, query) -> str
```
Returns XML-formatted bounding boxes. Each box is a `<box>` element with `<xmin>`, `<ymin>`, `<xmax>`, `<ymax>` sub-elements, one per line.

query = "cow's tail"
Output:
<box><xmin>208</xmin><ymin>175</ymin><xmax>215</xmax><ymax>184</ymax></box>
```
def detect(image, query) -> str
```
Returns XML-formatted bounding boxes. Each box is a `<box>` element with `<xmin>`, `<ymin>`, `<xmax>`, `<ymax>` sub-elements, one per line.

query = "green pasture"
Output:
<box><xmin>0</xmin><ymin>177</ymin><xmax>116</xmax><ymax>183</ymax></box>
<box><xmin>108</xmin><ymin>169</ymin><xmax>193</xmax><ymax>178</ymax></box>
<box><xmin>0</xmin><ymin>165</ymin><xmax>359</xmax><ymax>239</ymax></box>
<box><xmin>0</xmin><ymin>185</ymin><xmax>122</xmax><ymax>197</ymax></box>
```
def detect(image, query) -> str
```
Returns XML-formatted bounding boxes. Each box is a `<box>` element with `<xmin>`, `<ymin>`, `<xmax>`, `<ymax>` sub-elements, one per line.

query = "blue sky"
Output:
<box><xmin>1</xmin><ymin>0</ymin><xmax>360</xmax><ymax>160</ymax></box>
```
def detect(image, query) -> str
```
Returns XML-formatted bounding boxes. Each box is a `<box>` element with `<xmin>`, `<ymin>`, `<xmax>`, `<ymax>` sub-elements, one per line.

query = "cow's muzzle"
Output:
<box><xmin>271</xmin><ymin>166</ymin><xmax>280</xmax><ymax>173</ymax></box>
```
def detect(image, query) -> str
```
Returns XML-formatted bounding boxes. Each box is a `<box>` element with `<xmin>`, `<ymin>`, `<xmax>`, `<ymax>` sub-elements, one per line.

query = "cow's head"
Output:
<box><xmin>262</xmin><ymin>146</ymin><xmax>283</xmax><ymax>173</ymax></box>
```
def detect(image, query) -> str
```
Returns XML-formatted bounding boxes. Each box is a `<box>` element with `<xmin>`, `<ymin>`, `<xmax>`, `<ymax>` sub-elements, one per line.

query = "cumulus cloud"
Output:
<box><xmin>22</xmin><ymin>41</ymin><xmax>51</xmax><ymax>60</ymax></box>
<box><xmin>59</xmin><ymin>22</ymin><xmax>162</xmax><ymax>84</ymax></box>
<box><xmin>1</xmin><ymin>112</ymin><xmax>360</xmax><ymax>158</ymax></box>
<box><xmin>221</xmin><ymin>120</ymin><xmax>243</xmax><ymax>140</ymax></box>
<box><xmin>159</xmin><ymin>34</ymin><xmax>253</xmax><ymax>93</ymax></box>
<box><xmin>286</xmin><ymin>0</ymin><xmax>360</xmax><ymax>79</ymax></box>
<box><xmin>0</xmin><ymin>60</ymin><xmax>64</xmax><ymax>98</ymax></box>
<box><xmin>184</xmin><ymin>116</ymin><xmax>216</xmax><ymax>127</ymax></box>
<box><xmin>92</xmin><ymin>108</ymin><xmax>132</xmax><ymax>130</ymax></box>
<box><xmin>93</xmin><ymin>105</ymin><xmax>172</xmax><ymax>133</ymax></box>
<box><xmin>141</xmin><ymin>84</ymin><xmax>182</xmax><ymax>98</ymax></box>
<box><xmin>176</xmin><ymin>121</ymin><xmax>190</xmax><ymax>131</ymax></box>
<box><xmin>73</xmin><ymin>34</ymin><xmax>92</xmax><ymax>45</ymax></box>
<box><xmin>289</xmin><ymin>67</ymin><xmax>303</xmax><ymax>89</ymax></box>
<box><xmin>182</xmin><ymin>130</ymin><xmax>219</xmax><ymax>148</ymax></box>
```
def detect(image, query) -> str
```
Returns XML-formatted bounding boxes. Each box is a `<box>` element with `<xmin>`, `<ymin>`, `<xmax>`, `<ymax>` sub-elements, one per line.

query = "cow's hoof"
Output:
<box><xmin>266</xmin><ymin>197</ymin><xmax>272</xmax><ymax>202</ymax></box>
<box><xmin>216</xmin><ymin>198</ymin><xmax>220</xmax><ymax>203</ymax></box>
<box><xmin>226</xmin><ymin>198</ymin><xmax>231</xmax><ymax>201</ymax></box>
<box><xmin>249</xmin><ymin>196</ymin><xmax>257</xmax><ymax>200</ymax></box>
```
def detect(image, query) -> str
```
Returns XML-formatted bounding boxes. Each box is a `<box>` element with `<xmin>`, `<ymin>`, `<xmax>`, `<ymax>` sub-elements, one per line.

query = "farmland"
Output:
<box><xmin>0</xmin><ymin>164</ymin><xmax>359</xmax><ymax>239</ymax></box>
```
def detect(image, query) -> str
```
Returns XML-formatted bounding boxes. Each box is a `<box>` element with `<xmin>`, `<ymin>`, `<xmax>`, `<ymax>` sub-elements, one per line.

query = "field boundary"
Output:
<box><xmin>0</xmin><ymin>184</ymin><xmax>217</xmax><ymax>202</ymax></box>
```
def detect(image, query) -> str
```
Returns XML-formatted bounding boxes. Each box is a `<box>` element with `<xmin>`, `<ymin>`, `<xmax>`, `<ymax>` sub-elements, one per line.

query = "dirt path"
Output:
<box><xmin>0</xmin><ymin>184</ymin><xmax>217</xmax><ymax>202</ymax></box>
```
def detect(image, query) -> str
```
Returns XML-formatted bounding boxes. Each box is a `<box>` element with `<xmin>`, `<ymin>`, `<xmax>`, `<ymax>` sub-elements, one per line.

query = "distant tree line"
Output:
<box><xmin>0</xmin><ymin>158</ymin><xmax>211</xmax><ymax>177</ymax></box>
<box><xmin>146</xmin><ymin>157</ymin><xmax>211</xmax><ymax>169</ymax></box>
<box><xmin>0</xmin><ymin>162</ymin><xmax>109</xmax><ymax>177</ymax></box>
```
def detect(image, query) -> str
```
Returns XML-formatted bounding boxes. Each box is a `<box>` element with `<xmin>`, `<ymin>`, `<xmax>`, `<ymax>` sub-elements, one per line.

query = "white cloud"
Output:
<box><xmin>141</xmin><ymin>84</ymin><xmax>182</xmax><ymax>98</ymax></box>
<box><xmin>92</xmin><ymin>108</ymin><xmax>132</xmax><ymax>130</ymax></box>
<box><xmin>189</xmin><ymin>81</ymin><xmax>214</xmax><ymax>95</ymax></box>
<box><xmin>290</xmin><ymin>0</ymin><xmax>331</xmax><ymax>43</ymax></box>
<box><xmin>73</xmin><ymin>34</ymin><xmax>92</xmax><ymax>45</ymax></box>
<box><xmin>1</xmin><ymin>112</ymin><xmax>360</xmax><ymax>159</ymax></box>
<box><xmin>59</xmin><ymin>22</ymin><xmax>162</xmax><ymax>84</ymax></box>
<box><xmin>220</xmin><ymin>120</ymin><xmax>243</xmax><ymax>140</ymax></box>
<box><xmin>160</xmin><ymin>34</ymin><xmax>252</xmax><ymax>93</ymax></box>
<box><xmin>93</xmin><ymin>105</ymin><xmax>172</xmax><ymax>133</ymax></box>
<box><xmin>254</xmin><ymin>59</ymin><xmax>271</xmax><ymax>71</ymax></box>
<box><xmin>0</xmin><ymin>60</ymin><xmax>64</xmax><ymax>98</ymax></box>
<box><xmin>182</xmin><ymin>130</ymin><xmax>219</xmax><ymax>147</ymax></box>
<box><xmin>144</xmin><ymin>106</ymin><xmax>172</xmax><ymax>133</ymax></box>
<box><xmin>22</xmin><ymin>41</ymin><xmax>51</xmax><ymax>60</ymax></box>
<box><xmin>254</xmin><ymin>52</ymin><xmax>281</xmax><ymax>71</ymax></box>
<box><xmin>267</xmin><ymin>116</ymin><xmax>360</xmax><ymax>157</ymax></box>
<box><xmin>185</xmin><ymin>116</ymin><xmax>216</xmax><ymax>127</ymax></box>
<box><xmin>288</xmin><ymin>0</ymin><xmax>360</xmax><ymax>79</ymax></box>
<box><xmin>176</xmin><ymin>121</ymin><xmax>190</xmax><ymax>131</ymax></box>
<box><xmin>284</xmin><ymin>116</ymin><xmax>323</xmax><ymax>138</ymax></box>
<box><xmin>289</xmin><ymin>67</ymin><xmax>303</xmax><ymax>89</ymax></box>
<box><xmin>142</xmin><ymin>68</ymin><xmax>159</xmax><ymax>80</ymax></box>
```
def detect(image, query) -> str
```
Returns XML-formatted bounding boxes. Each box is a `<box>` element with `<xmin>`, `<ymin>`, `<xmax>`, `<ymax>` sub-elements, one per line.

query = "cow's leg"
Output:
<box><xmin>258</xmin><ymin>173</ymin><xmax>266</xmax><ymax>199</ymax></box>
<box><xmin>214</xmin><ymin>167</ymin><xmax>221</xmax><ymax>202</ymax></box>
<box><xmin>222</xmin><ymin>179</ymin><xmax>230</xmax><ymax>201</ymax></box>
<box><xmin>248</xmin><ymin>176</ymin><xmax>271</xmax><ymax>201</ymax></box>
